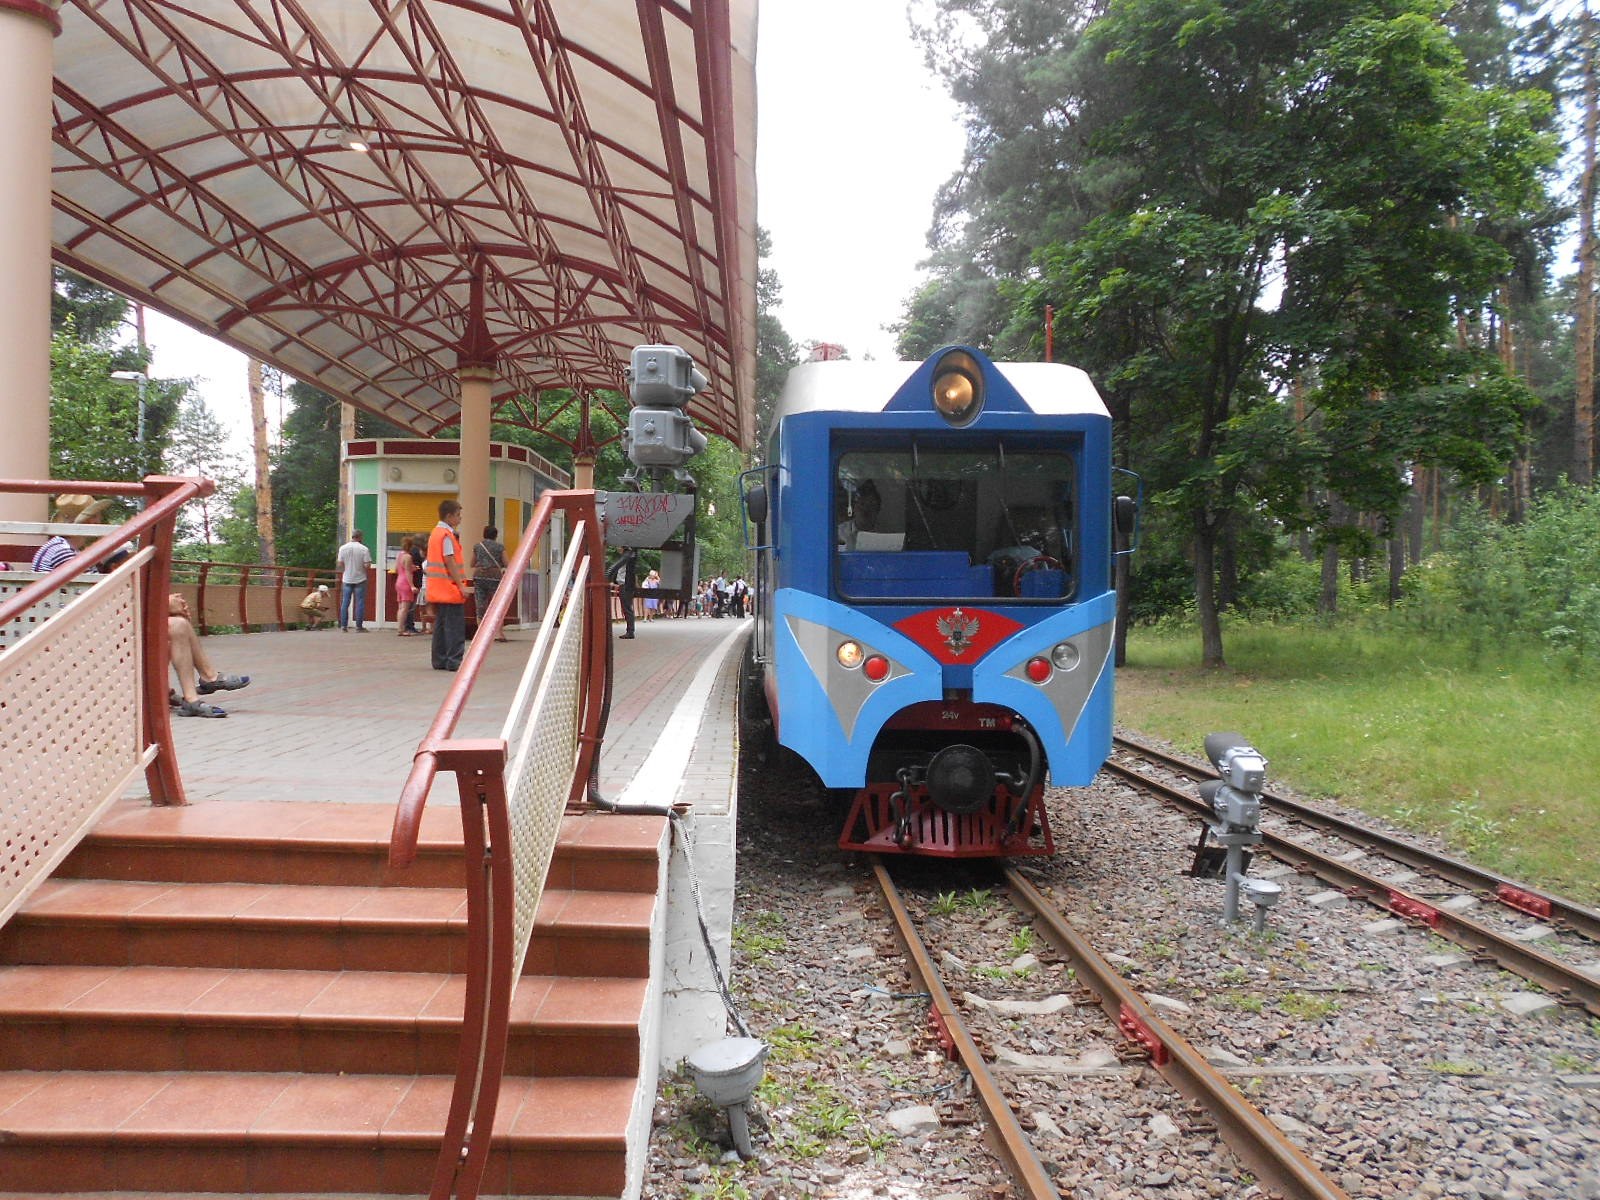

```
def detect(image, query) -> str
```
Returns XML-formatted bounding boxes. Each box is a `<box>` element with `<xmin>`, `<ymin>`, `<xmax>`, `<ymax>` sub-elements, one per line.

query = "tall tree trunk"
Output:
<box><xmin>1388</xmin><ymin>531</ymin><xmax>1404</xmax><ymax>606</ymax></box>
<box><xmin>1193</xmin><ymin>512</ymin><xmax>1225</xmax><ymax>668</ymax></box>
<box><xmin>248</xmin><ymin>359</ymin><xmax>277</xmax><ymax>564</ymax></box>
<box><xmin>1407</xmin><ymin>478</ymin><xmax>1424</xmax><ymax>567</ymax></box>
<box><xmin>1319</xmin><ymin>542</ymin><xmax>1339</xmax><ymax>616</ymax></box>
<box><xmin>1429</xmin><ymin>469</ymin><xmax>1443</xmax><ymax>553</ymax></box>
<box><xmin>1217</xmin><ymin>517</ymin><xmax>1238</xmax><ymax>611</ymax></box>
<box><xmin>1577</xmin><ymin>3</ymin><xmax>1598</xmax><ymax>486</ymax></box>
<box><xmin>338</xmin><ymin>401</ymin><xmax>357</xmax><ymax>540</ymax></box>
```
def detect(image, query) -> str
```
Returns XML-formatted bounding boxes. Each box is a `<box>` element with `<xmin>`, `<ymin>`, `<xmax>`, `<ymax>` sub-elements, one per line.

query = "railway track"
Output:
<box><xmin>869</xmin><ymin>856</ymin><xmax>1353</xmax><ymax>1200</ymax></box>
<box><xmin>1113</xmin><ymin>733</ymin><xmax>1600</xmax><ymax>943</ymax></box>
<box><xmin>1108</xmin><ymin>734</ymin><xmax>1600</xmax><ymax>1019</ymax></box>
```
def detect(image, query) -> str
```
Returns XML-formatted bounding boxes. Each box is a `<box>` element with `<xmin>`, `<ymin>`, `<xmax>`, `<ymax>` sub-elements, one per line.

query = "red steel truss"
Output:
<box><xmin>51</xmin><ymin>0</ymin><xmax>757</xmax><ymax>448</ymax></box>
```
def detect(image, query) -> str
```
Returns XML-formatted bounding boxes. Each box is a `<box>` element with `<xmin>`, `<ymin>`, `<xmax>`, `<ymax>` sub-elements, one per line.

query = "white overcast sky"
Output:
<box><xmin>143</xmin><ymin>3</ymin><xmax>966</xmax><ymax>449</ymax></box>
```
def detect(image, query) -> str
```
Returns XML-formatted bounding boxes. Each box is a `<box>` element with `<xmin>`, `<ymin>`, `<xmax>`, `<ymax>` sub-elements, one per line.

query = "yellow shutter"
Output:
<box><xmin>388</xmin><ymin>492</ymin><xmax>452</xmax><ymax>539</ymax></box>
<box><xmin>503</xmin><ymin>498</ymin><xmax>521</xmax><ymax>553</ymax></box>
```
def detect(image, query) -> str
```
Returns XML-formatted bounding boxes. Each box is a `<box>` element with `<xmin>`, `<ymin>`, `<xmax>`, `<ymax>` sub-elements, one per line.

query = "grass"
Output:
<box><xmin>1119</xmin><ymin>621</ymin><xmax>1600</xmax><ymax>904</ymax></box>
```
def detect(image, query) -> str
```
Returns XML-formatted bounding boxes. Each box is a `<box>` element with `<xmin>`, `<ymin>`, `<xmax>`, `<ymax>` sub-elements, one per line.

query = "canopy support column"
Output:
<box><xmin>458</xmin><ymin>362</ymin><xmax>494</xmax><ymax>550</ymax></box>
<box><xmin>572</xmin><ymin>393</ymin><xmax>596</xmax><ymax>490</ymax></box>
<box><xmin>0</xmin><ymin>0</ymin><xmax>60</xmax><ymax>523</ymax></box>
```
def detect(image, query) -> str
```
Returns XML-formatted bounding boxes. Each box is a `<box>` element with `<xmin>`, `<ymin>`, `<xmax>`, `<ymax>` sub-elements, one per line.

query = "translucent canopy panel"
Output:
<box><xmin>52</xmin><ymin>0</ymin><xmax>758</xmax><ymax>447</ymax></box>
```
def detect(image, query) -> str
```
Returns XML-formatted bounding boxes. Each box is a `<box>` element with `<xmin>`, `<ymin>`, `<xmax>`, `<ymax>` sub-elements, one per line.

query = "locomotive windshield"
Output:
<box><xmin>834</xmin><ymin>442</ymin><xmax>1077</xmax><ymax>602</ymax></box>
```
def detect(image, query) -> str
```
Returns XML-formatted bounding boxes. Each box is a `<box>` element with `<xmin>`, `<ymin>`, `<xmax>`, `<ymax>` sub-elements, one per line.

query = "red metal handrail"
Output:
<box><xmin>167</xmin><ymin>559</ymin><xmax>341</xmax><ymax>635</ymax></box>
<box><xmin>389</xmin><ymin>490</ymin><xmax>609</xmax><ymax>869</ymax></box>
<box><xmin>386</xmin><ymin>491</ymin><xmax>611</xmax><ymax>1200</ymax></box>
<box><xmin>0</xmin><ymin>475</ymin><xmax>213</xmax><ymax>805</ymax></box>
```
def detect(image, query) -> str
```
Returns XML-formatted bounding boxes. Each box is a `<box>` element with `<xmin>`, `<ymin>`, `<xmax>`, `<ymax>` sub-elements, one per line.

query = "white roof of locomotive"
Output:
<box><xmin>771</xmin><ymin>359</ymin><xmax>1109</xmax><ymax>429</ymax></box>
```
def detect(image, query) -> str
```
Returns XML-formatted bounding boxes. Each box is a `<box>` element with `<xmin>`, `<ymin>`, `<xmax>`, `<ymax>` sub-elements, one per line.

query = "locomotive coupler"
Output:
<box><xmin>891</xmin><ymin>768</ymin><xmax>919</xmax><ymax>850</ymax></box>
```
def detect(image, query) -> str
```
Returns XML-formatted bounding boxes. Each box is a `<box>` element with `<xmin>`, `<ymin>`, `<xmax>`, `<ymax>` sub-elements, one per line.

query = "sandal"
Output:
<box><xmin>198</xmin><ymin>674</ymin><xmax>250</xmax><ymax>694</ymax></box>
<box><xmin>176</xmin><ymin>699</ymin><xmax>227</xmax><ymax>718</ymax></box>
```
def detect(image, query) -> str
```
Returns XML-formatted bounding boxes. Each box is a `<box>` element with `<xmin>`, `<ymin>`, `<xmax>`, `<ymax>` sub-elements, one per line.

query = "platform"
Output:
<box><xmin>0</xmin><ymin>616</ymin><xmax>751</xmax><ymax>1199</ymax></box>
<box><xmin>144</xmin><ymin>618</ymin><xmax>749</xmax><ymax>810</ymax></box>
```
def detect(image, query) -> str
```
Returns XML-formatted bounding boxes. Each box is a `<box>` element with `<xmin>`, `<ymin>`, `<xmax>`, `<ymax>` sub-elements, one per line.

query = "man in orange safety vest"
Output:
<box><xmin>425</xmin><ymin>498</ymin><xmax>468</xmax><ymax>671</ymax></box>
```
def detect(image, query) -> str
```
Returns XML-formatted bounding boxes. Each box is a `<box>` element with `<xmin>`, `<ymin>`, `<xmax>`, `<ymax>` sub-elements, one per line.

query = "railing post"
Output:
<box><xmin>140</xmin><ymin>477</ymin><xmax>195</xmax><ymax>807</ymax></box>
<box><xmin>196</xmin><ymin>561</ymin><xmax>211</xmax><ymax>637</ymax></box>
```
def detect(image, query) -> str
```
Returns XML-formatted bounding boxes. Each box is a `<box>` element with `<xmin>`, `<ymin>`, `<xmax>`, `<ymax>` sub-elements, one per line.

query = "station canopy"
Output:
<box><xmin>51</xmin><ymin>0</ymin><xmax>759</xmax><ymax>449</ymax></box>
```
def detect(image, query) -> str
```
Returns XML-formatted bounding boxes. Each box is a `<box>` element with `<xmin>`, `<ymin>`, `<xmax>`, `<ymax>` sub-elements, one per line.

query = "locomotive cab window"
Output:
<box><xmin>834</xmin><ymin>441</ymin><xmax>1077</xmax><ymax>602</ymax></box>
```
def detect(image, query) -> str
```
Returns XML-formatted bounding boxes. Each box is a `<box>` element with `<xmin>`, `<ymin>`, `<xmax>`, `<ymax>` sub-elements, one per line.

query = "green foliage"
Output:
<box><xmin>1398</xmin><ymin>487</ymin><xmax>1600</xmax><ymax>667</ymax></box>
<box><xmin>1426</xmin><ymin>1059</ymin><xmax>1488</xmax><ymax>1075</ymax></box>
<box><xmin>52</xmin><ymin>267</ymin><xmax>134</xmax><ymax>343</ymax></box>
<box><xmin>50</xmin><ymin>328</ymin><xmax>186</xmax><ymax>496</ymax></box>
<box><xmin>1279</xmin><ymin>992</ymin><xmax>1342</xmax><ymax>1021</ymax></box>
<box><xmin>1119</xmin><ymin>615</ymin><xmax>1600</xmax><ymax>903</ymax></box>
<box><xmin>731</xmin><ymin>919</ymin><xmax>787</xmax><ymax>963</ymax></box>
<box><xmin>908</xmin><ymin>0</ymin><xmax>1558</xmax><ymax>667</ymax></box>
<box><xmin>269</xmin><ymin>382</ymin><xmax>342</xmax><ymax>568</ymax></box>
<box><xmin>764</xmin><ymin>1023</ymin><xmax>821</xmax><ymax>1063</ymax></box>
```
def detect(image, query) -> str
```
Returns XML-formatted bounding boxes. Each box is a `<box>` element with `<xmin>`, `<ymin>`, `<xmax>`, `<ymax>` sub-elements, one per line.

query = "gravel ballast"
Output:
<box><xmin>640</xmin><ymin>731</ymin><xmax>1600</xmax><ymax>1199</ymax></box>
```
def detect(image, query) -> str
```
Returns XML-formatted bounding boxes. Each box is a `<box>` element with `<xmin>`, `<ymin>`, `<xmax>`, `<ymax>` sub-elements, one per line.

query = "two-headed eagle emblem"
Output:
<box><xmin>936</xmin><ymin>608</ymin><xmax>981</xmax><ymax>656</ymax></box>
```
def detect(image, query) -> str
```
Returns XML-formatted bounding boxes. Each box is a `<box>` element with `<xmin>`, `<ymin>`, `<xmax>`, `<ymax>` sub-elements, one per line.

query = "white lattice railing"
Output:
<box><xmin>0</xmin><ymin>548</ymin><xmax>156</xmax><ymax>926</ymax></box>
<box><xmin>501</xmin><ymin>542</ymin><xmax>590</xmax><ymax>978</ymax></box>
<box><xmin>0</xmin><ymin>574</ymin><xmax>98</xmax><ymax>650</ymax></box>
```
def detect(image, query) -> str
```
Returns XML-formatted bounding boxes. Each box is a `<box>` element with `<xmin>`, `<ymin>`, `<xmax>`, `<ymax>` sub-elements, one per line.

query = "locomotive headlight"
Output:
<box><xmin>1050</xmin><ymin>641</ymin><xmax>1080</xmax><ymax>671</ymax></box>
<box><xmin>836</xmin><ymin>640</ymin><xmax>864</xmax><ymax>669</ymax></box>
<box><xmin>930</xmin><ymin>349</ymin><xmax>984</xmax><ymax>425</ymax></box>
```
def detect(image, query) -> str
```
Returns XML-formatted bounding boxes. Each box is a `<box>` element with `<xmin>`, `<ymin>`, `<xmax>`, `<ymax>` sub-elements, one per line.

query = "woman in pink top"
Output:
<box><xmin>394</xmin><ymin>536</ymin><xmax>419</xmax><ymax>636</ymax></box>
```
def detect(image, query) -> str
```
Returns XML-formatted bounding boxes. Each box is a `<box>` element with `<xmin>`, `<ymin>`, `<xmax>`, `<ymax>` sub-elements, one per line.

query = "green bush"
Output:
<box><xmin>1395</xmin><ymin>487</ymin><xmax>1600</xmax><ymax>668</ymax></box>
<box><xmin>1235</xmin><ymin>554</ymin><xmax>1320</xmax><ymax>619</ymax></box>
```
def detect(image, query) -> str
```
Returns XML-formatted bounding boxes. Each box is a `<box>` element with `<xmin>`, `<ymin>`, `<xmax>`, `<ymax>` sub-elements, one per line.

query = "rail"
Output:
<box><xmin>870</xmin><ymin>859</ymin><xmax>1061</xmax><ymax>1200</ymax></box>
<box><xmin>0</xmin><ymin>475</ymin><xmax>212</xmax><ymax>927</ymax></box>
<box><xmin>1112</xmin><ymin>733</ymin><xmax>1600</xmax><ymax>943</ymax></box>
<box><xmin>386</xmin><ymin>491</ymin><xmax>611</xmax><ymax>1200</ymax></box>
<box><xmin>1103</xmin><ymin>758</ymin><xmax>1600</xmax><ymax>1019</ymax></box>
<box><xmin>1005</xmin><ymin>868</ymin><xmax>1352</xmax><ymax>1200</ymax></box>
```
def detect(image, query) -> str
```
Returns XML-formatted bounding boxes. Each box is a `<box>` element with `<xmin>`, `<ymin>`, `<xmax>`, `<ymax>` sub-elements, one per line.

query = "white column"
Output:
<box><xmin>458</xmin><ymin>363</ymin><xmax>494</xmax><ymax>547</ymax></box>
<box><xmin>0</xmin><ymin>1</ymin><xmax>59</xmax><ymax>522</ymax></box>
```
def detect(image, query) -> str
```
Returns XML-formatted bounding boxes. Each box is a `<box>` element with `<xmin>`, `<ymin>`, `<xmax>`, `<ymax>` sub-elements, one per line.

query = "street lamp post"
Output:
<box><xmin>110</xmin><ymin>369</ymin><xmax>149</xmax><ymax>505</ymax></box>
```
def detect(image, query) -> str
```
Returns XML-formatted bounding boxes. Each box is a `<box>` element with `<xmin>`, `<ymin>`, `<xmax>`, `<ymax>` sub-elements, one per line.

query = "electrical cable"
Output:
<box><xmin>584</xmin><ymin>584</ymin><xmax>752</xmax><ymax>1038</ymax></box>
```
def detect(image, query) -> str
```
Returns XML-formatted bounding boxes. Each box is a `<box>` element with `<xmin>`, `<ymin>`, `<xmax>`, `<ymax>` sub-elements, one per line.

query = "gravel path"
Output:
<box><xmin>640</xmin><ymin>730</ymin><xmax>1600</xmax><ymax>1199</ymax></box>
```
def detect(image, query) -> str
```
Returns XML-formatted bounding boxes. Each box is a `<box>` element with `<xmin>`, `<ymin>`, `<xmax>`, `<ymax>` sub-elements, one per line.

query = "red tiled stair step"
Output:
<box><xmin>0</xmin><ymin>1070</ymin><xmax>632</xmax><ymax>1194</ymax></box>
<box><xmin>0</xmin><ymin>880</ymin><xmax>653</xmax><ymax>976</ymax></box>
<box><xmin>60</xmin><ymin>800</ymin><xmax>664</xmax><ymax>894</ymax></box>
<box><xmin>0</xmin><ymin>964</ymin><xmax>646</xmax><ymax>1077</ymax></box>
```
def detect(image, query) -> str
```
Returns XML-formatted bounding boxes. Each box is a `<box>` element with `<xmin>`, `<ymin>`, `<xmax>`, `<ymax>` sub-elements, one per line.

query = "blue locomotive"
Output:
<box><xmin>741</xmin><ymin>346</ymin><xmax>1131</xmax><ymax>857</ymax></box>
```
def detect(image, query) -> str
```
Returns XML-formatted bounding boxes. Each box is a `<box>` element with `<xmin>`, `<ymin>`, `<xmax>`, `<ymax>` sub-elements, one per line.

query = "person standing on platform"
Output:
<box><xmin>607</xmin><ymin>546</ymin><xmax>639</xmax><ymax>639</ymax></box>
<box><xmin>643</xmin><ymin>568</ymin><xmax>660</xmax><ymax>621</ymax></box>
<box><xmin>30</xmin><ymin>494</ymin><xmax>111</xmax><ymax>572</ymax></box>
<box><xmin>335</xmin><ymin>529</ymin><xmax>373</xmax><ymax>632</ymax></box>
<box><xmin>426</xmin><ymin>501</ymin><xmax>468</xmax><ymax>671</ymax></box>
<box><xmin>394</xmin><ymin>536</ymin><xmax>419</xmax><ymax>636</ymax></box>
<box><xmin>472</xmin><ymin>525</ymin><xmax>510</xmax><ymax>643</ymax></box>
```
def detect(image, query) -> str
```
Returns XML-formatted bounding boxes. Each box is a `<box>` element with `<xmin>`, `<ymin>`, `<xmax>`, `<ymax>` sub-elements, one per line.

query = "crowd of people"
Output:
<box><xmin>301</xmin><ymin>501</ymin><xmax>512</xmax><ymax>672</ymax></box>
<box><xmin>20</xmin><ymin>491</ymin><xmax>765</xmax><ymax>722</ymax></box>
<box><xmin>606</xmin><ymin>554</ymin><xmax>753</xmax><ymax>633</ymax></box>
